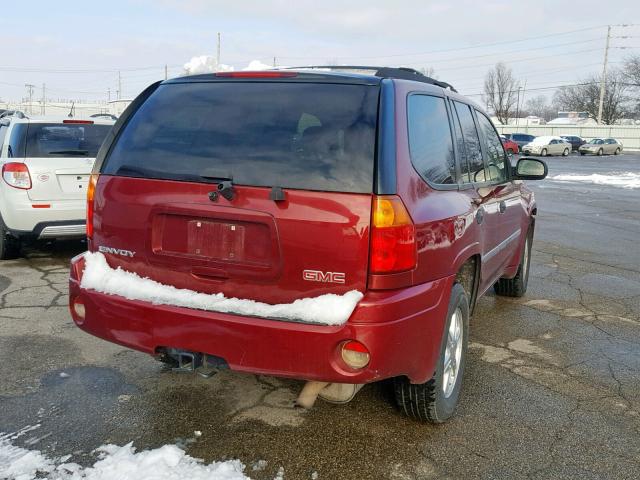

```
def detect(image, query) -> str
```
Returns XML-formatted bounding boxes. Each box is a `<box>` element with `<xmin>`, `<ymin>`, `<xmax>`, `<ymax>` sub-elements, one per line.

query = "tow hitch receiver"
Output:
<box><xmin>158</xmin><ymin>348</ymin><xmax>229</xmax><ymax>378</ymax></box>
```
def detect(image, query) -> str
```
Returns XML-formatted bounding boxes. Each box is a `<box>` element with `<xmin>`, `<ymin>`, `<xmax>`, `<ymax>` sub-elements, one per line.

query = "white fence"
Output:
<box><xmin>496</xmin><ymin>125</ymin><xmax>640</xmax><ymax>151</ymax></box>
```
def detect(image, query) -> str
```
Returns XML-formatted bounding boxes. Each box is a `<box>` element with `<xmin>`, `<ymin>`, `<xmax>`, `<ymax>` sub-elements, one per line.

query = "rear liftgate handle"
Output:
<box><xmin>499</xmin><ymin>200</ymin><xmax>507</xmax><ymax>214</ymax></box>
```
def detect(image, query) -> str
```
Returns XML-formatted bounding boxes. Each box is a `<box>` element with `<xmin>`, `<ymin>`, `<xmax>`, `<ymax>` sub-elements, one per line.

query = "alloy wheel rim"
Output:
<box><xmin>442</xmin><ymin>308</ymin><xmax>463</xmax><ymax>398</ymax></box>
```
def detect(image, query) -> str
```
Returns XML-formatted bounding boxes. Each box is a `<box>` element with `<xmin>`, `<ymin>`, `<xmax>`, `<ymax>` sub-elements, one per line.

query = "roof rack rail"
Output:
<box><xmin>283</xmin><ymin>65</ymin><xmax>457</xmax><ymax>93</ymax></box>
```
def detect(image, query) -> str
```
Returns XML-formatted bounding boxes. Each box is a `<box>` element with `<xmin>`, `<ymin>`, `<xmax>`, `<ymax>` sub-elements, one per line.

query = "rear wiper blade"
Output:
<box><xmin>47</xmin><ymin>150</ymin><xmax>89</xmax><ymax>156</ymax></box>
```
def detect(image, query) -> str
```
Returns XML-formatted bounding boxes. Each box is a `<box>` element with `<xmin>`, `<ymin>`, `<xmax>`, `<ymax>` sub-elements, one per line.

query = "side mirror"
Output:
<box><xmin>513</xmin><ymin>157</ymin><xmax>547</xmax><ymax>180</ymax></box>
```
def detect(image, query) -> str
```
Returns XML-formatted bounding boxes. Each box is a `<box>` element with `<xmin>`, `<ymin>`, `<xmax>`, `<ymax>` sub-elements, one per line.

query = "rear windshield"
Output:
<box><xmin>102</xmin><ymin>82</ymin><xmax>379</xmax><ymax>193</ymax></box>
<box><xmin>25</xmin><ymin>123</ymin><xmax>112</xmax><ymax>158</ymax></box>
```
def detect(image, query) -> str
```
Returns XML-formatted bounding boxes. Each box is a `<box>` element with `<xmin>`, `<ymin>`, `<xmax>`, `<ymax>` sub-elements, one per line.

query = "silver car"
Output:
<box><xmin>579</xmin><ymin>138</ymin><xmax>623</xmax><ymax>156</ymax></box>
<box><xmin>522</xmin><ymin>136</ymin><xmax>571</xmax><ymax>157</ymax></box>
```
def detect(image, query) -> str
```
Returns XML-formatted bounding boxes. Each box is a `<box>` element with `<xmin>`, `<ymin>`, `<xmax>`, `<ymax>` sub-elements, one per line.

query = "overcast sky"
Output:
<box><xmin>0</xmin><ymin>0</ymin><xmax>638</xmax><ymax>105</ymax></box>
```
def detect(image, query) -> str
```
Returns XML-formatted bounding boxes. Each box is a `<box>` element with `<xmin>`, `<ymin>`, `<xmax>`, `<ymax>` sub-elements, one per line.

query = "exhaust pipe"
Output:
<box><xmin>296</xmin><ymin>381</ymin><xmax>364</xmax><ymax>408</ymax></box>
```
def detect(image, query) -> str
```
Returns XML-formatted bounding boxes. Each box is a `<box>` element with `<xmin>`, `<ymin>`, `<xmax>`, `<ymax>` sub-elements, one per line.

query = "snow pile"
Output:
<box><xmin>550</xmin><ymin>172</ymin><xmax>640</xmax><ymax>189</ymax></box>
<box><xmin>80</xmin><ymin>252</ymin><xmax>363</xmax><ymax>325</ymax></box>
<box><xmin>183</xmin><ymin>57</ymin><xmax>272</xmax><ymax>75</ymax></box>
<box><xmin>0</xmin><ymin>437</ymin><xmax>250</xmax><ymax>480</ymax></box>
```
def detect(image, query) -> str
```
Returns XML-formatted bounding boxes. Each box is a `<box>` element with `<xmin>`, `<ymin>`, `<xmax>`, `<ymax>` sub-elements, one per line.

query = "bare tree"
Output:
<box><xmin>623</xmin><ymin>54</ymin><xmax>640</xmax><ymax>86</ymax></box>
<box><xmin>554</xmin><ymin>70</ymin><xmax>630</xmax><ymax>124</ymax></box>
<box><xmin>522</xmin><ymin>95</ymin><xmax>557</xmax><ymax>121</ymax></box>
<box><xmin>483</xmin><ymin>63</ymin><xmax>520</xmax><ymax>125</ymax></box>
<box><xmin>622</xmin><ymin>55</ymin><xmax>640</xmax><ymax>118</ymax></box>
<box><xmin>419</xmin><ymin>67</ymin><xmax>437</xmax><ymax>79</ymax></box>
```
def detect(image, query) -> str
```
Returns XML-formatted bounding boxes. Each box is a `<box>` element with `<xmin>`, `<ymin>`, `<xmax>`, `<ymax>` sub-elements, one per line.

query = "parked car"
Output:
<box><xmin>500</xmin><ymin>135</ymin><xmax>519</xmax><ymax>155</ymax></box>
<box><xmin>0</xmin><ymin>115</ymin><xmax>115</xmax><ymax>258</ymax></box>
<box><xmin>68</xmin><ymin>67</ymin><xmax>547</xmax><ymax>423</ymax></box>
<box><xmin>578</xmin><ymin>138</ymin><xmax>623</xmax><ymax>156</ymax></box>
<box><xmin>522</xmin><ymin>136</ymin><xmax>571</xmax><ymax>156</ymax></box>
<box><xmin>559</xmin><ymin>135</ymin><xmax>585</xmax><ymax>151</ymax></box>
<box><xmin>503</xmin><ymin>133</ymin><xmax>536</xmax><ymax>152</ymax></box>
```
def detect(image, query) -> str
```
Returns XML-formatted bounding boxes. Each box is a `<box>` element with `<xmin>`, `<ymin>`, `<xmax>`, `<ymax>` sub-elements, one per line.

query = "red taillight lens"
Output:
<box><xmin>370</xmin><ymin>196</ymin><xmax>417</xmax><ymax>274</ymax></box>
<box><xmin>63</xmin><ymin>119</ymin><xmax>94</xmax><ymax>124</ymax></box>
<box><xmin>86</xmin><ymin>174</ymin><xmax>98</xmax><ymax>239</ymax></box>
<box><xmin>214</xmin><ymin>71</ymin><xmax>297</xmax><ymax>78</ymax></box>
<box><xmin>2</xmin><ymin>162</ymin><xmax>31</xmax><ymax>189</ymax></box>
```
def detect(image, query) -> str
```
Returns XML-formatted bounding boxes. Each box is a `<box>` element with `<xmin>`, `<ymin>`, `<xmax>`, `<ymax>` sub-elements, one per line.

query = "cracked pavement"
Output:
<box><xmin>1</xmin><ymin>154</ymin><xmax>639</xmax><ymax>479</ymax></box>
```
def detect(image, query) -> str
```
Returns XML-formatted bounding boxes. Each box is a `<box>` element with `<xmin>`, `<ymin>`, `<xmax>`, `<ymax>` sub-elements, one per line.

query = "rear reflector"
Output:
<box><xmin>2</xmin><ymin>162</ymin><xmax>31</xmax><ymax>190</ymax></box>
<box><xmin>370</xmin><ymin>196</ymin><xmax>416</xmax><ymax>274</ymax></box>
<box><xmin>31</xmin><ymin>204</ymin><xmax>51</xmax><ymax>209</ymax></box>
<box><xmin>86</xmin><ymin>174</ymin><xmax>98</xmax><ymax>239</ymax></box>
<box><xmin>341</xmin><ymin>340</ymin><xmax>370</xmax><ymax>369</ymax></box>
<box><xmin>63</xmin><ymin>119</ymin><xmax>94</xmax><ymax>124</ymax></box>
<box><xmin>214</xmin><ymin>71</ymin><xmax>298</xmax><ymax>78</ymax></box>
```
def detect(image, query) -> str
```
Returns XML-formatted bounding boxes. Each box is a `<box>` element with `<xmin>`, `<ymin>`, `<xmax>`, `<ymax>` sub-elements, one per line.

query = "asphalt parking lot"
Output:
<box><xmin>1</xmin><ymin>152</ymin><xmax>639</xmax><ymax>479</ymax></box>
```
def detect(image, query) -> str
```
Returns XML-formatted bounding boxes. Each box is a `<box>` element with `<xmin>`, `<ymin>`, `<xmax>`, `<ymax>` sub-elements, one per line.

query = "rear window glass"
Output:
<box><xmin>103</xmin><ymin>82</ymin><xmax>379</xmax><ymax>193</ymax></box>
<box><xmin>25</xmin><ymin>123</ymin><xmax>112</xmax><ymax>158</ymax></box>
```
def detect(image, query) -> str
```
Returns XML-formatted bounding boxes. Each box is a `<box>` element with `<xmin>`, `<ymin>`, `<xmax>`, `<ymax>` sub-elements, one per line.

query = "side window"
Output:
<box><xmin>407</xmin><ymin>95</ymin><xmax>456</xmax><ymax>185</ymax></box>
<box><xmin>0</xmin><ymin>126</ymin><xmax>7</xmax><ymax>154</ymax></box>
<box><xmin>450</xmin><ymin>104</ymin><xmax>469</xmax><ymax>183</ymax></box>
<box><xmin>476</xmin><ymin>112</ymin><xmax>508</xmax><ymax>184</ymax></box>
<box><xmin>453</xmin><ymin>101</ymin><xmax>486</xmax><ymax>183</ymax></box>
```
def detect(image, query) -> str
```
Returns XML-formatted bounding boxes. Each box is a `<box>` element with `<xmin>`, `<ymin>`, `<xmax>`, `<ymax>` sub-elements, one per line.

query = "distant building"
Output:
<box><xmin>548</xmin><ymin>111</ymin><xmax>595</xmax><ymax>125</ymax></box>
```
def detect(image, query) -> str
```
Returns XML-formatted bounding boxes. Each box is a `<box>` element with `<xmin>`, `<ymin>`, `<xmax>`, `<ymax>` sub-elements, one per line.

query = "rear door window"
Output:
<box><xmin>452</xmin><ymin>101</ymin><xmax>486</xmax><ymax>184</ymax></box>
<box><xmin>103</xmin><ymin>82</ymin><xmax>379</xmax><ymax>193</ymax></box>
<box><xmin>25</xmin><ymin>123</ymin><xmax>112</xmax><ymax>158</ymax></box>
<box><xmin>407</xmin><ymin>95</ymin><xmax>456</xmax><ymax>185</ymax></box>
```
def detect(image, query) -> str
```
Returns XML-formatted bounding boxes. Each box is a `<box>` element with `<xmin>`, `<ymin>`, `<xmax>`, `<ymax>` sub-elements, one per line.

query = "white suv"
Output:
<box><xmin>0</xmin><ymin>115</ymin><xmax>114</xmax><ymax>259</ymax></box>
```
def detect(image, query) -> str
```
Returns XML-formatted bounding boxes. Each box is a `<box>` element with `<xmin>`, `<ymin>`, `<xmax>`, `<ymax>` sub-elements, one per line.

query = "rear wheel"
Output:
<box><xmin>580</xmin><ymin>152</ymin><xmax>586</xmax><ymax>156</ymax></box>
<box><xmin>541</xmin><ymin>148</ymin><xmax>547</xmax><ymax>156</ymax></box>
<box><xmin>562</xmin><ymin>148</ymin><xmax>569</xmax><ymax>156</ymax></box>
<box><xmin>494</xmin><ymin>229</ymin><xmax>532</xmax><ymax>297</ymax></box>
<box><xmin>0</xmin><ymin>221</ymin><xmax>20</xmax><ymax>260</ymax></box>
<box><xmin>394</xmin><ymin>283</ymin><xmax>469</xmax><ymax>423</ymax></box>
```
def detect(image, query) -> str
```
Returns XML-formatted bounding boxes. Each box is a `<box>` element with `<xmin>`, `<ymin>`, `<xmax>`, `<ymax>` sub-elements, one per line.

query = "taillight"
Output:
<box><xmin>370</xmin><ymin>196</ymin><xmax>416</xmax><ymax>274</ymax></box>
<box><xmin>86</xmin><ymin>174</ymin><xmax>98</xmax><ymax>239</ymax></box>
<box><xmin>2</xmin><ymin>162</ymin><xmax>31</xmax><ymax>189</ymax></box>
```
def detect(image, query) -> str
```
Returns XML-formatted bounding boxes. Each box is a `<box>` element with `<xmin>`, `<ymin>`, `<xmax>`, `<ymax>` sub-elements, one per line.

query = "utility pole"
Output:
<box><xmin>25</xmin><ymin>84</ymin><xmax>35</xmax><ymax>114</ymax></box>
<box><xmin>117</xmin><ymin>71</ymin><xmax>122</xmax><ymax>100</ymax></box>
<box><xmin>597</xmin><ymin>25</ymin><xmax>611</xmax><ymax>124</ymax></box>
<box><xmin>41</xmin><ymin>83</ymin><xmax>46</xmax><ymax>115</ymax></box>
<box><xmin>273</xmin><ymin>56</ymin><xmax>277</xmax><ymax>68</ymax></box>
<box><xmin>164</xmin><ymin>64</ymin><xmax>168</xmax><ymax>80</ymax></box>
<box><xmin>216</xmin><ymin>32</ymin><xmax>221</xmax><ymax>68</ymax></box>
<box><xmin>515</xmin><ymin>86</ymin><xmax>522</xmax><ymax>128</ymax></box>
<box><xmin>521</xmin><ymin>80</ymin><xmax>527</xmax><ymax>132</ymax></box>
<box><xmin>108</xmin><ymin>88</ymin><xmax>111</xmax><ymax>102</ymax></box>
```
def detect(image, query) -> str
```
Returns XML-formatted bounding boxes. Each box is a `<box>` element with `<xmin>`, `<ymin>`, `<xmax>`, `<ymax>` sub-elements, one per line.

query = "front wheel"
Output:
<box><xmin>495</xmin><ymin>229</ymin><xmax>532</xmax><ymax>297</ymax></box>
<box><xmin>394</xmin><ymin>283</ymin><xmax>469</xmax><ymax>423</ymax></box>
<box><xmin>597</xmin><ymin>148</ymin><xmax>603</xmax><ymax>156</ymax></box>
<box><xmin>562</xmin><ymin>148</ymin><xmax>569</xmax><ymax>156</ymax></box>
<box><xmin>580</xmin><ymin>152</ymin><xmax>586</xmax><ymax>156</ymax></box>
<box><xmin>615</xmin><ymin>148</ymin><xmax>621</xmax><ymax>155</ymax></box>
<box><xmin>540</xmin><ymin>148</ymin><xmax>547</xmax><ymax>156</ymax></box>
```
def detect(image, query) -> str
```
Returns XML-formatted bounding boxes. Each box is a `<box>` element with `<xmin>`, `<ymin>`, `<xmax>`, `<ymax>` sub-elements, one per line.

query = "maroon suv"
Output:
<box><xmin>69</xmin><ymin>67</ymin><xmax>547</xmax><ymax>422</ymax></box>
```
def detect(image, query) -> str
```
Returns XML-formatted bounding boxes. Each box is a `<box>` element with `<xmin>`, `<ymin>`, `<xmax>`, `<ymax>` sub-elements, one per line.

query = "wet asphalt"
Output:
<box><xmin>1</xmin><ymin>152</ymin><xmax>639</xmax><ymax>479</ymax></box>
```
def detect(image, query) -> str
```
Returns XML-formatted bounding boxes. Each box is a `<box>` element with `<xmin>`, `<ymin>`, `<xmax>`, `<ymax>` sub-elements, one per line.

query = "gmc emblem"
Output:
<box><xmin>302</xmin><ymin>270</ymin><xmax>346</xmax><ymax>284</ymax></box>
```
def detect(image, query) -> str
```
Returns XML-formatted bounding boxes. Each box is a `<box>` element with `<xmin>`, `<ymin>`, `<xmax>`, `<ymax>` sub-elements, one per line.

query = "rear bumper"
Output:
<box><xmin>69</xmin><ymin>253</ymin><xmax>454</xmax><ymax>384</ymax></box>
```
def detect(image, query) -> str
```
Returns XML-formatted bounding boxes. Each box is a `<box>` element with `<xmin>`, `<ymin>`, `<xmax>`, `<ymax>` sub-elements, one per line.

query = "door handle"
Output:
<box><xmin>499</xmin><ymin>200</ymin><xmax>506</xmax><ymax>214</ymax></box>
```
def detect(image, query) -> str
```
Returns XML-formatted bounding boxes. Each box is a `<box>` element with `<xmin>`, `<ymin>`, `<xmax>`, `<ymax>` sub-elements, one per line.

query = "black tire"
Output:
<box><xmin>394</xmin><ymin>283</ymin><xmax>469</xmax><ymax>423</ymax></box>
<box><xmin>0</xmin><ymin>220</ymin><xmax>20</xmax><ymax>260</ymax></box>
<box><xmin>541</xmin><ymin>148</ymin><xmax>547</xmax><ymax>157</ymax></box>
<box><xmin>562</xmin><ymin>148</ymin><xmax>569</xmax><ymax>156</ymax></box>
<box><xmin>615</xmin><ymin>148</ymin><xmax>620</xmax><ymax>155</ymax></box>
<box><xmin>597</xmin><ymin>148</ymin><xmax>603</xmax><ymax>156</ymax></box>
<box><xmin>580</xmin><ymin>152</ymin><xmax>586</xmax><ymax>156</ymax></box>
<box><xmin>494</xmin><ymin>229</ymin><xmax>532</xmax><ymax>297</ymax></box>
<box><xmin>507</xmin><ymin>148</ymin><xmax>515</xmax><ymax>155</ymax></box>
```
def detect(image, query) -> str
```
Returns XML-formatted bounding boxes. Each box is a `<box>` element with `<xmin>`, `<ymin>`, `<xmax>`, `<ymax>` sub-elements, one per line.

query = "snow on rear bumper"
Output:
<box><xmin>69</xmin><ymin>253</ymin><xmax>453</xmax><ymax>383</ymax></box>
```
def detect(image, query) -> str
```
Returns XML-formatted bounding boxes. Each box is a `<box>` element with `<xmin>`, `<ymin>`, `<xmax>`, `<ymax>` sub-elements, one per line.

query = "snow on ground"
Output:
<box><xmin>81</xmin><ymin>252</ymin><xmax>363</xmax><ymax>325</ymax></box>
<box><xmin>0</xmin><ymin>434</ymin><xmax>250</xmax><ymax>480</ymax></box>
<box><xmin>550</xmin><ymin>172</ymin><xmax>640</xmax><ymax>189</ymax></box>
